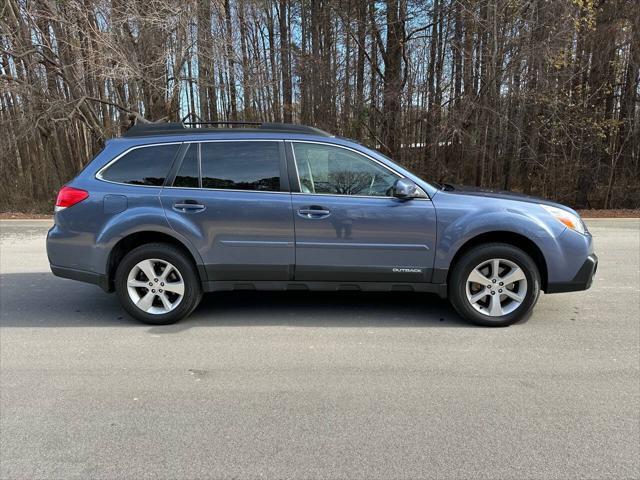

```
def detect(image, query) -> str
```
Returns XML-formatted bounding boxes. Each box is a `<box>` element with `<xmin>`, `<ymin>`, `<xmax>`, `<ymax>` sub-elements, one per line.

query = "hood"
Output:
<box><xmin>440</xmin><ymin>184</ymin><xmax>574</xmax><ymax>211</ymax></box>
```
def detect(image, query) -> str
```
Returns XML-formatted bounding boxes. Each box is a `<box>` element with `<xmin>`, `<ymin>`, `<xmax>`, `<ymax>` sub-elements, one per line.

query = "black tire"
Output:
<box><xmin>449</xmin><ymin>243</ymin><xmax>541</xmax><ymax>327</ymax></box>
<box><xmin>115</xmin><ymin>243</ymin><xmax>202</xmax><ymax>325</ymax></box>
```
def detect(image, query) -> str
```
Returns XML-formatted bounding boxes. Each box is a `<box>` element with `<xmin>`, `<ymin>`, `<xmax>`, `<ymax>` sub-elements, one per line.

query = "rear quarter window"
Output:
<box><xmin>99</xmin><ymin>144</ymin><xmax>180</xmax><ymax>186</ymax></box>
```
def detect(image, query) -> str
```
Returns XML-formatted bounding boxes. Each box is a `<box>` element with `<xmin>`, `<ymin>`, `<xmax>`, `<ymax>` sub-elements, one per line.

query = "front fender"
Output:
<box><xmin>431</xmin><ymin>194</ymin><xmax>570</xmax><ymax>283</ymax></box>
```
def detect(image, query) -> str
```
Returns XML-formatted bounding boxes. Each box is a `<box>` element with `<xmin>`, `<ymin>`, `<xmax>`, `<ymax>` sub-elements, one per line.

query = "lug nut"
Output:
<box><xmin>492</xmin><ymin>279</ymin><xmax>497</xmax><ymax>283</ymax></box>
<box><xmin>499</xmin><ymin>282</ymin><xmax>504</xmax><ymax>286</ymax></box>
<box><xmin>160</xmin><ymin>282</ymin><xmax>164</xmax><ymax>286</ymax></box>
<box><xmin>159</xmin><ymin>289</ymin><xmax>163</xmax><ymax>293</ymax></box>
<box><xmin>499</xmin><ymin>289</ymin><xmax>503</xmax><ymax>293</ymax></box>
<box><xmin>487</xmin><ymin>285</ymin><xmax>491</xmax><ymax>289</ymax></box>
<box><xmin>148</xmin><ymin>282</ymin><xmax>153</xmax><ymax>286</ymax></box>
<box><xmin>151</xmin><ymin>289</ymin><xmax>156</xmax><ymax>293</ymax></box>
<box><xmin>154</xmin><ymin>278</ymin><xmax>158</xmax><ymax>282</ymax></box>
<box><xmin>491</xmin><ymin>291</ymin><xmax>496</xmax><ymax>295</ymax></box>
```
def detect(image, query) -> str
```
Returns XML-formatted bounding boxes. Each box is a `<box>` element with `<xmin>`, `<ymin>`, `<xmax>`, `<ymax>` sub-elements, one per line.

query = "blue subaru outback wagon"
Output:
<box><xmin>47</xmin><ymin>122</ymin><xmax>597</xmax><ymax>326</ymax></box>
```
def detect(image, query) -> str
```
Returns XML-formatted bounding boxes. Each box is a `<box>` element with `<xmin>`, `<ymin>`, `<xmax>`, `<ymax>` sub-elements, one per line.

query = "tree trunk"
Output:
<box><xmin>279</xmin><ymin>0</ymin><xmax>293</xmax><ymax>123</ymax></box>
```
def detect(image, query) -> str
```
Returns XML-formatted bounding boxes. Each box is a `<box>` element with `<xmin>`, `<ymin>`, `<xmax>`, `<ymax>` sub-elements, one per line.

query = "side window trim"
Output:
<box><xmin>164</xmin><ymin>142</ymin><xmax>191</xmax><ymax>188</ymax></box>
<box><xmin>288</xmin><ymin>140</ymin><xmax>405</xmax><ymax>199</ymax></box>
<box><xmin>197</xmin><ymin>143</ymin><xmax>203</xmax><ymax>188</ymax></box>
<box><xmin>285</xmin><ymin>141</ymin><xmax>300</xmax><ymax>193</ymax></box>
<box><xmin>165</xmin><ymin>139</ymin><xmax>288</xmax><ymax>194</ymax></box>
<box><xmin>277</xmin><ymin>141</ymin><xmax>290</xmax><ymax>192</ymax></box>
<box><xmin>166</xmin><ymin>142</ymin><xmax>203</xmax><ymax>189</ymax></box>
<box><xmin>95</xmin><ymin>142</ymin><xmax>183</xmax><ymax>188</ymax></box>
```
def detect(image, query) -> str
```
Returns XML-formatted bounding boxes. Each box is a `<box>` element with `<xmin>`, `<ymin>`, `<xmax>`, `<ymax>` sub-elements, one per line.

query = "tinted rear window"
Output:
<box><xmin>201</xmin><ymin>142</ymin><xmax>281</xmax><ymax>191</ymax></box>
<box><xmin>101</xmin><ymin>144</ymin><xmax>180</xmax><ymax>186</ymax></box>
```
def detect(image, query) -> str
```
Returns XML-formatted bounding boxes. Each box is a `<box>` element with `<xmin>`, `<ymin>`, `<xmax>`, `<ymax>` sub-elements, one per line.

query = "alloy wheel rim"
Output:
<box><xmin>127</xmin><ymin>259</ymin><xmax>184</xmax><ymax>315</ymax></box>
<box><xmin>465</xmin><ymin>258</ymin><xmax>528</xmax><ymax>317</ymax></box>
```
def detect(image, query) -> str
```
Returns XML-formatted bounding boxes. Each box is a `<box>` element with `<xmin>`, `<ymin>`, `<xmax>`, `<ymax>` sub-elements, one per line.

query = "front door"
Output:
<box><xmin>161</xmin><ymin>140</ymin><xmax>295</xmax><ymax>282</ymax></box>
<box><xmin>288</xmin><ymin>141</ymin><xmax>437</xmax><ymax>283</ymax></box>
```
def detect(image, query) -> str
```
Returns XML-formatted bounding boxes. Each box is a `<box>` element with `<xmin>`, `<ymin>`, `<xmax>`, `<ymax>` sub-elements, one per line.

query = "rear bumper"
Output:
<box><xmin>546</xmin><ymin>254</ymin><xmax>598</xmax><ymax>293</ymax></box>
<box><xmin>50</xmin><ymin>265</ymin><xmax>110</xmax><ymax>292</ymax></box>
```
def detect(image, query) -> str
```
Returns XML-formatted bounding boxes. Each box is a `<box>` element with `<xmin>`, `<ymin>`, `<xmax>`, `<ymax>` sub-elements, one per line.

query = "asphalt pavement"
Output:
<box><xmin>1</xmin><ymin>219</ymin><xmax>638</xmax><ymax>479</ymax></box>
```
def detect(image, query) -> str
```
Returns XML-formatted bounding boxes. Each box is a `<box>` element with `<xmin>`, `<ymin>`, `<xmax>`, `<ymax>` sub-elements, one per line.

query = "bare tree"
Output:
<box><xmin>1</xmin><ymin>0</ymin><xmax>638</xmax><ymax>212</ymax></box>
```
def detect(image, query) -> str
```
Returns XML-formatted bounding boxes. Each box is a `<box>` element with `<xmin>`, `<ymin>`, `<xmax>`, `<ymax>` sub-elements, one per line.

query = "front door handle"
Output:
<box><xmin>298</xmin><ymin>206</ymin><xmax>331</xmax><ymax>219</ymax></box>
<box><xmin>173</xmin><ymin>200</ymin><xmax>206</xmax><ymax>213</ymax></box>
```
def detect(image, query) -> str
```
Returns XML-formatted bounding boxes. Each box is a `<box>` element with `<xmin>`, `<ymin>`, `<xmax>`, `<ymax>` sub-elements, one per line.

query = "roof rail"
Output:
<box><xmin>261</xmin><ymin>123</ymin><xmax>331</xmax><ymax>136</ymax></box>
<box><xmin>183</xmin><ymin>120</ymin><xmax>262</xmax><ymax>127</ymax></box>
<box><xmin>122</xmin><ymin>121</ymin><xmax>332</xmax><ymax>138</ymax></box>
<box><xmin>122</xmin><ymin>123</ymin><xmax>186</xmax><ymax>137</ymax></box>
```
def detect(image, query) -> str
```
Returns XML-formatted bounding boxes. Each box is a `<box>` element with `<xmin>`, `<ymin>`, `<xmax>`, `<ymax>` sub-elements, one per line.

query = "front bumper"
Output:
<box><xmin>546</xmin><ymin>253</ymin><xmax>598</xmax><ymax>293</ymax></box>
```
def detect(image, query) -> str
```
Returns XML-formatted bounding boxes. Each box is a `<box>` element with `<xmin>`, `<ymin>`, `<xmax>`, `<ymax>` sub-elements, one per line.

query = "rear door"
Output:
<box><xmin>161</xmin><ymin>140</ymin><xmax>295</xmax><ymax>282</ymax></box>
<box><xmin>289</xmin><ymin>141</ymin><xmax>437</xmax><ymax>283</ymax></box>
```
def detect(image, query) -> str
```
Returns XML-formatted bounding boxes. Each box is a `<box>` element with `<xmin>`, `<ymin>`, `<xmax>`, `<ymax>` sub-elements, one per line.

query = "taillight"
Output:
<box><xmin>55</xmin><ymin>186</ymin><xmax>89</xmax><ymax>212</ymax></box>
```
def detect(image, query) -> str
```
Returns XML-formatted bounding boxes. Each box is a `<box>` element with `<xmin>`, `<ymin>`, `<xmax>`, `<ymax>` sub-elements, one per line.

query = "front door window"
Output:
<box><xmin>292</xmin><ymin>143</ymin><xmax>399</xmax><ymax>197</ymax></box>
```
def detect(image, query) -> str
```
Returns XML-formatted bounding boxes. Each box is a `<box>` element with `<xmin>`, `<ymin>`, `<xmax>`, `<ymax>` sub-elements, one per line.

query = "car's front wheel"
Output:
<box><xmin>115</xmin><ymin>243</ymin><xmax>202</xmax><ymax>325</ymax></box>
<box><xmin>449</xmin><ymin>243</ymin><xmax>541</xmax><ymax>327</ymax></box>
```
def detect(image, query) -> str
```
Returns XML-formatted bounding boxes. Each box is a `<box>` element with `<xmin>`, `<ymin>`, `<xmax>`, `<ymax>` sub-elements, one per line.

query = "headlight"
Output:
<box><xmin>540</xmin><ymin>205</ymin><xmax>586</xmax><ymax>234</ymax></box>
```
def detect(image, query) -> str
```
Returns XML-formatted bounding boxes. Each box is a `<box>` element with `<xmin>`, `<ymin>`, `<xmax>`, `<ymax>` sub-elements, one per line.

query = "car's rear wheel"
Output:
<box><xmin>449</xmin><ymin>243</ymin><xmax>541</xmax><ymax>327</ymax></box>
<box><xmin>115</xmin><ymin>243</ymin><xmax>202</xmax><ymax>325</ymax></box>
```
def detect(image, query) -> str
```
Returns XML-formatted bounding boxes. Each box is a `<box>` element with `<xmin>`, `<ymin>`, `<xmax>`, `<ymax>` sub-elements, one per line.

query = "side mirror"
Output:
<box><xmin>393</xmin><ymin>178</ymin><xmax>425</xmax><ymax>200</ymax></box>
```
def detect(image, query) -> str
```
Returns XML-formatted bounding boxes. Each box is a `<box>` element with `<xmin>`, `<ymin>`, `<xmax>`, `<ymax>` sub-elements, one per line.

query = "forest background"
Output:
<box><xmin>1</xmin><ymin>0</ymin><xmax>638</xmax><ymax>212</ymax></box>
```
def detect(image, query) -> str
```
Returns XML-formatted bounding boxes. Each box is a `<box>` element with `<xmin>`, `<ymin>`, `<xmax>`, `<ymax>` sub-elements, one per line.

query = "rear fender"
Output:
<box><xmin>94</xmin><ymin>206</ymin><xmax>205</xmax><ymax>277</ymax></box>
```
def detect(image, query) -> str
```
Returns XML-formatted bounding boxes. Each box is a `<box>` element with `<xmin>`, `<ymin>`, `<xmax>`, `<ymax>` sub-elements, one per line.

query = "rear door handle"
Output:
<box><xmin>298</xmin><ymin>207</ymin><xmax>330</xmax><ymax>219</ymax></box>
<box><xmin>173</xmin><ymin>201</ymin><xmax>206</xmax><ymax>213</ymax></box>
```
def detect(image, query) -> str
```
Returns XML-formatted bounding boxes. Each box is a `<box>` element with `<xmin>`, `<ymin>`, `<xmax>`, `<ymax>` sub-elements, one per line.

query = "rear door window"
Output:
<box><xmin>100</xmin><ymin>144</ymin><xmax>180</xmax><ymax>186</ymax></box>
<box><xmin>200</xmin><ymin>141</ymin><xmax>281</xmax><ymax>192</ymax></box>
